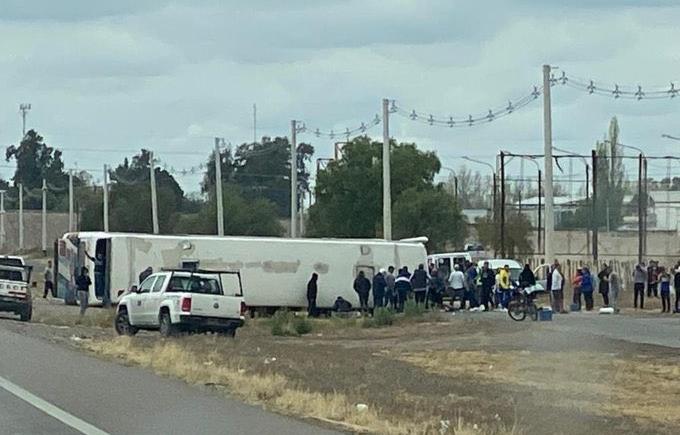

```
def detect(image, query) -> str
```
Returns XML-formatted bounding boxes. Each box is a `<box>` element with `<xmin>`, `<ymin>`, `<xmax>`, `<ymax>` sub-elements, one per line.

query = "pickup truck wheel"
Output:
<box><xmin>19</xmin><ymin>305</ymin><xmax>32</xmax><ymax>322</ymax></box>
<box><xmin>220</xmin><ymin>328</ymin><xmax>236</xmax><ymax>338</ymax></box>
<box><xmin>159</xmin><ymin>311</ymin><xmax>177</xmax><ymax>337</ymax></box>
<box><xmin>114</xmin><ymin>311</ymin><xmax>138</xmax><ymax>336</ymax></box>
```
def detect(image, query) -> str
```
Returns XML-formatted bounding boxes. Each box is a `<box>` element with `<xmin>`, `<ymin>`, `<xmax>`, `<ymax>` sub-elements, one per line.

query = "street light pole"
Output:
<box><xmin>382</xmin><ymin>98</ymin><xmax>392</xmax><ymax>240</ymax></box>
<box><xmin>542</xmin><ymin>64</ymin><xmax>555</xmax><ymax>265</ymax></box>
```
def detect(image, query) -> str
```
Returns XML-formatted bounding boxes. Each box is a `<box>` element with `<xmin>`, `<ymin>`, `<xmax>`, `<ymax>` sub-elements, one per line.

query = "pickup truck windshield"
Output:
<box><xmin>167</xmin><ymin>276</ymin><xmax>223</xmax><ymax>295</ymax></box>
<box><xmin>0</xmin><ymin>270</ymin><xmax>24</xmax><ymax>281</ymax></box>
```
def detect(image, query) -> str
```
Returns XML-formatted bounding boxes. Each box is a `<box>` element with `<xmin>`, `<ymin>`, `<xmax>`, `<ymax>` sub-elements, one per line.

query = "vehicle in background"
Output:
<box><xmin>0</xmin><ymin>262</ymin><xmax>33</xmax><ymax>321</ymax></box>
<box><xmin>56</xmin><ymin>232</ymin><xmax>427</xmax><ymax>312</ymax></box>
<box><xmin>115</xmin><ymin>269</ymin><xmax>245</xmax><ymax>337</ymax></box>
<box><xmin>0</xmin><ymin>255</ymin><xmax>26</xmax><ymax>268</ymax></box>
<box><xmin>476</xmin><ymin>259</ymin><xmax>523</xmax><ymax>286</ymax></box>
<box><xmin>463</xmin><ymin>243</ymin><xmax>489</xmax><ymax>261</ymax></box>
<box><xmin>428</xmin><ymin>252</ymin><xmax>473</xmax><ymax>280</ymax></box>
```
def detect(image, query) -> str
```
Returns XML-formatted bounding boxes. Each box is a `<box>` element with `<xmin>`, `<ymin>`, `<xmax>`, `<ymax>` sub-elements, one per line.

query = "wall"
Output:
<box><xmin>0</xmin><ymin>211</ymin><xmax>70</xmax><ymax>253</ymax></box>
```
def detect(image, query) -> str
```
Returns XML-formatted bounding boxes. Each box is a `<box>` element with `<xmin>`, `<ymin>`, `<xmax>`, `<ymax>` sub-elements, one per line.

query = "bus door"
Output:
<box><xmin>57</xmin><ymin>235</ymin><xmax>82</xmax><ymax>304</ymax></box>
<box><xmin>94</xmin><ymin>238</ymin><xmax>110</xmax><ymax>302</ymax></box>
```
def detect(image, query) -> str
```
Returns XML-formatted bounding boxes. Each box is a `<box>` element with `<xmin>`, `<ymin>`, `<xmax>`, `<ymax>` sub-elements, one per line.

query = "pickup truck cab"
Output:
<box><xmin>115</xmin><ymin>269</ymin><xmax>245</xmax><ymax>337</ymax></box>
<box><xmin>0</xmin><ymin>261</ymin><xmax>33</xmax><ymax>322</ymax></box>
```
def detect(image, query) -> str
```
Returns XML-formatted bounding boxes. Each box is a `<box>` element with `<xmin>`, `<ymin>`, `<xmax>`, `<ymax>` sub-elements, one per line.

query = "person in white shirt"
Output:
<box><xmin>448</xmin><ymin>264</ymin><xmax>466</xmax><ymax>309</ymax></box>
<box><xmin>551</xmin><ymin>262</ymin><xmax>565</xmax><ymax>313</ymax></box>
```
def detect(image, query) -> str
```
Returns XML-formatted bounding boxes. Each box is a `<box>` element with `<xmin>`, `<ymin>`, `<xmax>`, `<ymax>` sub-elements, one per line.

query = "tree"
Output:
<box><xmin>105</xmin><ymin>150</ymin><xmax>185</xmax><ymax>233</ymax></box>
<box><xmin>5</xmin><ymin>129</ymin><xmax>70</xmax><ymax>209</ymax></box>
<box><xmin>229</xmin><ymin>137</ymin><xmax>314</xmax><ymax>217</ymax></box>
<box><xmin>558</xmin><ymin>117</ymin><xmax>626</xmax><ymax>230</ymax></box>
<box><xmin>476</xmin><ymin>212</ymin><xmax>533</xmax><ymax>257</ymax></box>
<box><xmin>174</xmin><ymin>184</ymin><xmax>283</xmax><ymax>236</ymax></box>
<box><xmin>307</xmin><ymin>136</ymin><xmax>466</xmax><ymax>250</ymax></box>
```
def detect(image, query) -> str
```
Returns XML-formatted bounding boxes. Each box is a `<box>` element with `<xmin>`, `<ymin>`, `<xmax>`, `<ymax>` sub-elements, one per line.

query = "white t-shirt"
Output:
<box><xmin>551</xmin><ymin>269</ymin><xmax>563</xmax><ymax>291</ymax></box>
<box><xmin>449</xmin><ymin>270</ymin><xmax>465</xmax><ymax>289</ymax></box>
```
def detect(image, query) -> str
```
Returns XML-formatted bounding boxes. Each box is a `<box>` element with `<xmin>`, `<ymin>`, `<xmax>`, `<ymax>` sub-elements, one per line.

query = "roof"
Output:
<box><xmin>515</xmin><ymin>195</ymin><xmax>586</xmax><ymax>206</ymax></box>
<box><xmin>477</xmin><ymin>259</ymin><xmax>523</xmax><ymax>269</ymax></box>
<box><xmin>64</xmin><ymin>232</ymin><xmax>427</xmax><ymax>248</ymax></box>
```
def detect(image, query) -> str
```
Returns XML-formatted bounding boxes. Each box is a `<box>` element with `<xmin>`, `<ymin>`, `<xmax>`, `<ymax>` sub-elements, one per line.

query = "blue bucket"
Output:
<box><xmin>538</xmin><ymin>309</ymin><xmax>553</xmax><ymax>321</ymax></box>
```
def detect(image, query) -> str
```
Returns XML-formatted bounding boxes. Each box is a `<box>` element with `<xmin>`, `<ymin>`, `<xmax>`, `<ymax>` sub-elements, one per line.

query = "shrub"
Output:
<box><xmin>362</xmin><ymin>307</ymin><xmax>395</xmax><ymax>328</ymax></box>
<box><xmin>403</xmin><ymin>299</ymin><xmax>426</xmax><ymax>318</ymax></box>
<box><xmin>270</xmin><ymin>310</ymin><xmax>313</xmax><ymax>336</ymax></box>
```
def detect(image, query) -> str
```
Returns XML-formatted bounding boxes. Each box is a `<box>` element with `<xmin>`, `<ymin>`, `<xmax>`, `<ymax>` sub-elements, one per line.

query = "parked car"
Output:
<box><xmin>114</xmin><ymin>268</ymin><xmax>246</xmax><ymax>337</ymax></box>
<box><xmin>0</xmin><ymin>260</ymin><xmax>33</xmax><ymax>322</ymax></box>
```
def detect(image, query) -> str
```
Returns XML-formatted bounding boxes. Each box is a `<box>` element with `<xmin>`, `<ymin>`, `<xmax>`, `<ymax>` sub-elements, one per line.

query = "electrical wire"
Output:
<box><xmin>297</xmin><ymin>114</ymin><xmax>381</xmax><ymax>139</ymax></box>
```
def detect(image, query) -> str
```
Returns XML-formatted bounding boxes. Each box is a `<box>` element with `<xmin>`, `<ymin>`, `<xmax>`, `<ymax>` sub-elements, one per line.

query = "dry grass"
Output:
<box><xmin>83</xmin><ymin>337</ymin><xmax>514</xmax><ymax>435</ymax></box>
<box><xmin>402</xmin><ymin>350</ymin><xmax>680</xmax><ymax>430</ymax></box>
<box><xmin>33</xmin><ymin>307</ymin><xmax>115</xmax><ymax>329</ymax></box>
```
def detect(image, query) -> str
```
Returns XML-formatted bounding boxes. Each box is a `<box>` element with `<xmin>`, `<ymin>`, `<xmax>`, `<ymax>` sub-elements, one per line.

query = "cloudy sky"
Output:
<box><xmin>1</xmin><ymin>0</ymin><xmax>679</xmax><ymax>192</ymax></box>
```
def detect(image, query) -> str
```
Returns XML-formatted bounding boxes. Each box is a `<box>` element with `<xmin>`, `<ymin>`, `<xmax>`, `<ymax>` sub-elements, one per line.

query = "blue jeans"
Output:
<box><xmin>77</xmin><ymin>290</ymin><xmax>89</xmax><ymax>316</ymax></box>
<box><xmin>95</xmin><ymin>273</ymin><xmax>109</xmax><ymax>306</ymax></box>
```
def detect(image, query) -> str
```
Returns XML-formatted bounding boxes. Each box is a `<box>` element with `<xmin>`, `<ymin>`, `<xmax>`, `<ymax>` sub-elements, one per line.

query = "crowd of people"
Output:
<box><xmin>305</xmin><ymin>259</ymin><xmax>680</xmax><ymax>316</ymax></box>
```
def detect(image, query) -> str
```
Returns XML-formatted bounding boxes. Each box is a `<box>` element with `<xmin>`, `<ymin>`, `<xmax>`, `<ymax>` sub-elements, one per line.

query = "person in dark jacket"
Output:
<box><xmin>581</xmin><ymin>267</ymin><xmax>595</xmax><ymax>311</ymax></box>
<box><xmin>139</xmin><ymin>267</ymin><xmax>153</xmax><ymax>285</ymax></box>
<box><xmin>353</xmin><ymin>271</ymin><xmax>371</xmax><ymax>313</ymax></box>
<box><xmin>479</xmin><ymin>261</ymin><xmax>496</xmax><ymax>311</ymax></box>
<box><xmin>674</xmin><ymin>264</ymin><xmax>680</xmax><ymax>313</ymax></box>
<box><xmin>85</xmin><ymin>251</ymin><xmax>108</xmax><ymax>307</ymax></box>
<box><xmin>598</xmin><ymin>264</ymin><xmax>611</xmax><ymax>306</ymax></box>
<box><xmin>518</xmin><ymin>264</ymin><xmax>536</xmax><ymax>289</ymax></box>
<box><xmin>394</xmin><ymin>269</ymin><xmax>412</xmax><ymax>312</ymax></box>
<box><xmin>410</xmin><ymin>264</ymin><xmax>429</xmax><ymax>305</ymax></box>
<box><xmin>75</xmin><ymin>267</ymin><xmax>92</xmax><ymax>319</ymax></box>
<box><xmin>372</xmin><ymin>270</ymin><xmax>387</xmax><ymax>308</ymax></box>
<box><xmin>332</xmin><ymin>296</ymin><xmax>352</xmax><ymax>312</ymax></box>
<box><xmin>307</xmin><ymin>273</ymin><xmax>318</xmax><ymax>317</ymax></box>
<box><xmin>427</xmin><ymin>268</ymin><xmax>445</xmax><ymax>308</ymax></box>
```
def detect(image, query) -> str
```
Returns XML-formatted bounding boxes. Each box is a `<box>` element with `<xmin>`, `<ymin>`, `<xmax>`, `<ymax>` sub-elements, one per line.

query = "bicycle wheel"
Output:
<box><xmin>507</xmin><ymin>298</ymin><xmax>527</xmax><ymax>321</ymax></box>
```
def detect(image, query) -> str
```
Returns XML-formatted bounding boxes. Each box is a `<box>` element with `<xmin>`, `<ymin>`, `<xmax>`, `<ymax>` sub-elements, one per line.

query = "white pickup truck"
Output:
<box><xmin>0</xmin><ymin>261</ymin><xmax>33</xmax><ymax>322</ymax></box>
<box><xmin>114</xmin><ymin>269</ymin><xmax>246</xmax><ymax>337</ymax></box>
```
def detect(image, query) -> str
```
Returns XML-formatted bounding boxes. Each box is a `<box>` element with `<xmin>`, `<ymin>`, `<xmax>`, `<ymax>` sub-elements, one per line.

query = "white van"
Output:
<box><xmin>428</xmin><ymin>252</ymin><xmax>473</xmax><ymax>279</ymax></box>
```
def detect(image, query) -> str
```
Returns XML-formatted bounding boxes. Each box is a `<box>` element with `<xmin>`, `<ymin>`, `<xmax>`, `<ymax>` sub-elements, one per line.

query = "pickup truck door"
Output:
<box><xmin>127</xmin><ymin>276</ymin><xmax>156</xmax><ymax>325</ymax></box>
<box><xmin>189</xmin><ymin>275</ymin><xmax>241</xmax><ymax>319</ymax></box>
<box><xmin>144</xmin><ymin>274</ymin><xmax>169</xmax><ymax>325</ymax></box>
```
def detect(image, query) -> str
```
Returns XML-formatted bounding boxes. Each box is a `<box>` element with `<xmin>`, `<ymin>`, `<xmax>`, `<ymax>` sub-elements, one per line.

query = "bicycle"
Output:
<box><xmin>507</xmin><ymin>288</ymin><xmax>539</xmax><ymax>321</ymax></box>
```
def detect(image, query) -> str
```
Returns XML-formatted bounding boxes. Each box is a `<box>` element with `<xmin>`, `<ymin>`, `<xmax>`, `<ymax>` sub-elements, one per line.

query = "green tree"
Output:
<box><xmin>174</xmin><ymin>184</ymin><xmax>283</xmax><ymax>236</ymax></box>
<box><xmin>307</xmin><ymin>136</ymin><xmax>466</xmax><ymax>250</ymax></box>
<box><xmin>476</xmin><ymin>213</ymin><xmax>533</xmax><ymax>257</ymax></box>
<box><xmin>105</xmin><ymin>150</ymin><xmax>185</xmax><ymax>233</ymax></box>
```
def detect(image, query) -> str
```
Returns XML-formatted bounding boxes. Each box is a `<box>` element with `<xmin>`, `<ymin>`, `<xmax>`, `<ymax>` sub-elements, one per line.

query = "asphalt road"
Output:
<box><xmin>0</xmin><ymin>325</ymin><xmax>339</xmax><ymax>435</ymax></box>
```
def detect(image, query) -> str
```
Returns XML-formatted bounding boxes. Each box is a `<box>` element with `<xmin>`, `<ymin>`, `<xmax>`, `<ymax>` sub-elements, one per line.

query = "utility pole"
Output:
<box><xmin>149</xmin><ymin>152</ymin><xmax>159</xmax><ymax>234</ymax></box>
<box><xmin>0</xmin><ymin>190</ymin><xmax>5</xmax><ymax>249</ymax></box>
<box><xmin>454</xmin><ymin>177</ymin><xmax>459</xmax><ymax>204</ymax></box>
<box><xmin>299</xmin><ymin>191</ymin><xmax>305</xmax><ymax>237</ymax></box>
<box><xmin>41</xmin><ymin>179</ymin><xmax>47</xmax><ymax>254</ymax></box>
<box><xmin>585</xmin><ymin>164</ymin><xmax>590</xmax><ymax>254</ymax></box>
<box><xmin>537</xmin><ymin>170</ymin><xmax>542</xmax><ymax>254</ymax></box>
<box><xmin>18</xmin><ymin>183</ymin><xmax>24</xmax><ymax>250</ymax></box>
<box><xmin>290</xmin><ymin>120</ymin><xmax>298</xmax><ymax>238</ymax></box>
<box><xmin>19</xmin><ymin>103</ymin><xmax>31</xmax><ymax>136</ymax></box>
<box><xmin>68</xmin><ymin>171</ymin><xmax>74</xmax><ymax>232</ymax></box>
<box><xmin>500</xmin><ymin>151</ymin><xmax>506</xmax><ymax>258</ymax></box>
<box><xmin>103</xmin><ymin>164</ymin><xmax>109</xmax><ymax>232</ymax></box>
<box><xmin>591</xmin><ymin>150</ymin><xmax>598</xmax><ymax>261</ymax></box>
<box><xmin>637</xmin><ymin>154</ymin><xmax>643</xmax><ymax>264</ymax></box>
<box><xmin>382</xmin><ymin>98</ymin><xmax>392</xmax><ymax>240</ymax></box>
<box><xmin>643</xmin><ymin>158</ymin><xmax>648</xmax><ymax>257</ymax></box>
<box><xmin>542</xmin><ymin>64</ymin><xmax>555</xmax><ymax>264</ymax></box>
<box><xmin>253</xmin><ymin>103</ymin><xmax>257</xmax><ymax>144</ymax></box>
<box><xmin>492</xmin><ymin>174</ymin><xmax>498</xmax><ymax>223</ymax></box>
<box><xmin>214</xmin><ymin>138</ymin><xmax>224</xmax><ymax>236</ymax></box>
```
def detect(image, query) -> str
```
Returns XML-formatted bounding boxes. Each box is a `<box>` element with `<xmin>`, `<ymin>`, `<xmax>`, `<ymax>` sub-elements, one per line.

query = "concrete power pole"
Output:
<box><xmin>542</xmin><ymin>64</ymin><xmax>555</xmax><ymax>264</ymax></box>
<box><xmin>68</xmin><ymin>172</ymin><xmax>74</xmax><ymax>232</ymax></box>
<box><xmin>0</xmin><ymin>190</ymin><xmax>5</xmax><ymax>249</ymax></box>
<box><xmin>299</xmin><ymin>191</ymin><xmax>305</xmax><ymax>237</ymax></box>
<box><xmin>214</xmin><ymin>138</ymin><xmax>225</xmax><ymax>236</ymax></box>
<box><xmin>18</xmin><ymin>183</ymin><xmax>24</xmax><ymax>250</ymax></box>
<box><xmin>290</xmin><ymin>120</ymin><xmax>298</xmax><ymax>238</ymax></box>
<box><xmin>103</xmin><ymin>165</ymin><xmax>110</xmax><ymax>232</ymax></box>
<box><xmin>41</xmin><ymin>179</ymin><xmax>47</xmax><ymax>254</ymax></box>
<box><xmin>382</xmin><ymin>98</ymin><xmax>392</xmax><ymax>240</ymax></box>
<box><xmin>19</xmin><ymin>103</ymin><xmax>31</xmax><ymax>136</ymax></box>
<box><xmin>149</xmin><ymin>152</ymin><xmax>159</xmax><ymax>234</ymax></box>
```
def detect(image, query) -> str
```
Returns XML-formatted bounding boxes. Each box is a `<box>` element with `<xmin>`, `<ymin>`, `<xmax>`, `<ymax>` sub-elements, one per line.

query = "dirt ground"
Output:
<box><xmin>3</xmin><ymin>293</ymin><xmax>678</xmax><ymax>435</ymax></box>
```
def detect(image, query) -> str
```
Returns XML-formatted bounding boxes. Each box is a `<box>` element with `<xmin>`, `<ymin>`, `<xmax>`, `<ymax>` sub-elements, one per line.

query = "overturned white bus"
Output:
<box><xmin>55</xmin><ymin>232</ymin><xmax>427</xmax><ymax>311</ymax></box>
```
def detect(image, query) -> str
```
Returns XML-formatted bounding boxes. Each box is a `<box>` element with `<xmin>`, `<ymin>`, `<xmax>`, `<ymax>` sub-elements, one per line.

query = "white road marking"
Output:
<box><xmin>0</xmin><ymin>374</ymin><xmax>109</xmax><ymax>435</ymax></box>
